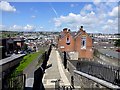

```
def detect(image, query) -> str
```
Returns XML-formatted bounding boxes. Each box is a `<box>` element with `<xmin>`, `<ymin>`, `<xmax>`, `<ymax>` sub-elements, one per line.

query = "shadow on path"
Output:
<box><xmin>25</xmin><ymin>45</ymin><xmax>52</xmax><ymax>90</ymax></box>
<box><xmin>32</xmin><ymin>66</ymin><xmax>45</xmax><ymax>90</ymax></box>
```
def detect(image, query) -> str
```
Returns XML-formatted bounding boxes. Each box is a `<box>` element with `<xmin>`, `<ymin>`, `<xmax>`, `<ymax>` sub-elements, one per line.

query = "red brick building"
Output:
<box><xmin>58</xmin><ymin>28</ymin><xmax>74</xmax><ymax>52</ymax></box>
<box><xmin>58</xmin><ymin>26</ymin><xmax>93</xmax><ymax>59</ymax></box>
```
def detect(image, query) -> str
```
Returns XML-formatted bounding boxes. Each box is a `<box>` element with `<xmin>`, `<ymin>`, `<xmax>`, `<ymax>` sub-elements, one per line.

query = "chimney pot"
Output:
<box><xmin>68</xmin><ymin>29</ymin><xmax>71</xmax><ymax>32</ymax></box>
<box><xmin>81</xmin><ymin>26</ymin><xmax>83</xmax><ymax>29</ymax></box>
<box><xmin>63</xmin><ymin>28</ymin><xmax>68</xmax><ymax>31</ymax></box>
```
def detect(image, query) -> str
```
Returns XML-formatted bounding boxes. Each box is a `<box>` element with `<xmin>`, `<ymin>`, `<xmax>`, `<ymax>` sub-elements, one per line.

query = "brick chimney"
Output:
<box><xmin>63</xmin><ymin>28</ymin><xmax>68</xmax><ymax>33</ymax></box>
<box><xmin>68</xmin><ymin>29</ymin><xmax>71</xmax><ymax>32</ymax></box>
<box><xmin>80</xmin><ymin>26</ymin><xmax>83</xmax><ymax>31</ymax></box>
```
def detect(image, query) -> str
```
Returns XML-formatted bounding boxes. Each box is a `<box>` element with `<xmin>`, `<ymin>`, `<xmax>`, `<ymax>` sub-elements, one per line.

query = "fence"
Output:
<box><xmin>58</xmin><ymin>50</ymin><xmax>120</xmax><ymax>89</ymax></box>
<box><xmin>76</xmin><ymin>61</ymin><xmax>120</xmax><ymax>86</ymax></box>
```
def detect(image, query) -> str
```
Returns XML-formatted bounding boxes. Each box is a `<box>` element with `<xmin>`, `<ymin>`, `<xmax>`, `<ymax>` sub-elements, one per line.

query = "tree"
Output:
<box><xmin>114</xmin><ymin>39</ymin><xmax>120</xmax><ymax>47</ymax></box>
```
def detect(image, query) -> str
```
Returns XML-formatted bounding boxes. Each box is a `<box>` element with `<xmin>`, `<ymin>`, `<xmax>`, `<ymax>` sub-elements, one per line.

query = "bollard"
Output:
<box><xmin>62</xmin><ymin>86</ymin><xmax>65</xmax><ymax>90</ymax></box>
<box><xmin>66</xmin><ymin>87</ymin><xmax>68</xmax><ymax>90</ymax></box>
<box><xmin>71</xmin><ymin>76</ymin><xmax>74</xmax><ymax>89</ymax></box>
<box><xmin>115</xmin><ymin>69</ymin><xmax>120</xmax><ymax>86</ymax></box>
<box><xmin>70</xmin><ymin>86</ymin><xmax>72</xmax><ymax>90</ymax></box>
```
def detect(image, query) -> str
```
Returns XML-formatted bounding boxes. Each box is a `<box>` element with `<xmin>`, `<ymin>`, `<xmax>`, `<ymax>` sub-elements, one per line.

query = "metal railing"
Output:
<box><xmin>58</xmin><ymin>50</ymin><xmax>120</xmax><ymax>87</ymax></box>
<box><xmin>76</xmin><ymin>61</ymin><xmax>120</xmax><ymax>86</ymax></box>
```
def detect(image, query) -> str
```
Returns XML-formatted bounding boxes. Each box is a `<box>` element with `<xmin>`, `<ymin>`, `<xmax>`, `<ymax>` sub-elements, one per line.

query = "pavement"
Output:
<box><xmin>24</xmin><ymin>48</ymin><xmax>71</xmax><ymax>90</ymax></box>
<box><xmin>43</xmin><ymin>48</ymin><xmax>71</xmax><ymax>89</ymax></box>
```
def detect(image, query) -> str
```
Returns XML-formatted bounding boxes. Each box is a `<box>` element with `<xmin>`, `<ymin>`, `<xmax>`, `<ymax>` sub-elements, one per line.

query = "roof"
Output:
<box><xmin>98</xmin><ymin>49</ymin><xmax>119</xmax><ymax>59</ymax></box>
<box><xmin>14</xmin><ymin>38</ymin><xmax>25</xmax><ymax>42</ymax></box>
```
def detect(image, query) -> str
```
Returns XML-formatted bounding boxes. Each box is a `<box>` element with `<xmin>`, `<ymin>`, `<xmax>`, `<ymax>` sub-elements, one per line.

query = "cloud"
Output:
<box><xmin>9</xmin><ymin>25</ymin><xmax>23</xmax><ymax>31</ymax></box>
<box><xmin>31</xmin><ymin>15</ymin><xmax>36</xmax><ymax>18</ymax></box>
<box><xmin>39</xmin><ymin>27</ymin><xmax>43</xmax><ymax>29</ymax></box>
<box><xmin>83</xmin><ymin>4</ymin><xmax>93</xmax><ymax>11</ymax></box>
<box><xmin>80</xmin><ymin>4</ymin><xmax>93</xmax><ymax>16</ymax></box>
<box><xmin>0</xmin><ymin>24</ymin><xmax>7</xmax><ymax>31</ymax></box>
<box><xmin>70</xmin><ymin>4</ymin><xmax>78</xmax><ymax>8</ymax></box>
<box><xmin>0</xmin><ymin>1</ymin><xmax>16</xmax><ymax>12</ymax></box>
<box><xmin>93</xmin><ymin>0</ymin><xmax>118</xmax><ymax>6</ymax></box>
<box><xmin>93</xmin><ymin>0</ymin><xmax>101</xmax><ymax>5</ymax></box>
<box><xmin>70</xmin><ymin>4</ymin><xmax>74</xmax><ymax>7</ymax></box>
<box><xmin>54</xmin><ymin>11</ymin><xmax>97</xmax><ymax>28</ymax></box>
<box><xmin>1</xmin><ymin>24</ymin><xmax>47</xmax><ymax>32</ymax></box>
<box><xmin>53</xmin><ymin>2</ymin><xmax>118</xmax><ymax>34</ymax></box>
<box><xmin>109</xmin><ymin>6</ymin><xmax>118</xmax><ymax>17</ymax></box>
<box><xmin>101</xmin><ymin>18</ymin><xmax>118</xmax><ymax>33</ymax></box>
<box><xmin>107</xmin><ymin>0</ymin><xmax>118</xmax><ymax>2</ymax></box>
<box><xmin>1</xmin><ymin>24</ymin><xmax>36</xmax><ymax>31</ymax></box>
<box><xmin>24</xmin><ymin>24</ymin><xmax>35</xmax><ymax>31</ymax></box>
<box><xmin>107</xmin><ymin>19</ymin><xmax>114</xmax><ymax>24</ymax></box>
<box><xmin>30</xmin><ymin>8</ymin><xmax>38</xmax><ymax>13</ymax></box>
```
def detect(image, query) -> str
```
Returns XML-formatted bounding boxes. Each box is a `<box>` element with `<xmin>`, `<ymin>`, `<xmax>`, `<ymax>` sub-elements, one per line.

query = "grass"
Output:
<box><xmin>11</xmin><ymin>50</ymin><xmax>44</xmax><ymax>76</ymax></box>
<box><xmin>6</xmin><ymin>47</ymin><xmax>47</xmax><ymax>89</ymax></box>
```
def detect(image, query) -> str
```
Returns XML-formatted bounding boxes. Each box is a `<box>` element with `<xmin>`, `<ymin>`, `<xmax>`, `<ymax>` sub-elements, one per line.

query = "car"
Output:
<box><xmin>116</xmin><ymin>49</ymin><xmax>120</xmax><ymax>52</ymax></box>
<box><xmin>103</xmin><ymin>46</ymin><xmax>107</xmax><ymax>49</ymax></box>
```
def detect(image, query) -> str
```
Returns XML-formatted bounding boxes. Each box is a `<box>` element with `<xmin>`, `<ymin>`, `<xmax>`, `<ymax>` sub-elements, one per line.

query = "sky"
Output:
<box><xmin>0</xmin><ymin>0</ymin><xmax>119</xmax><ymax>33</ymax></box>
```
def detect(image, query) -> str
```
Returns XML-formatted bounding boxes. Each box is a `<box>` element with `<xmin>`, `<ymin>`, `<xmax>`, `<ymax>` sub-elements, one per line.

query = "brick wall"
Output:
<box><xmin>58</xmin><ymin>28</ymin><xmax>75</xmax><ymax>52</ymax></box>
<box><xmin>58</xmin><ymin>26</ymin><xmax>93</xmax><ymax>59</ymax></box>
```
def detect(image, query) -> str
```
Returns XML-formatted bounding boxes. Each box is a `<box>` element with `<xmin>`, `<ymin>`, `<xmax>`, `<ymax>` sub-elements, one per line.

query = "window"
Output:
<box><xmin>66</xmin><ymin>37</ymin><xmax>70</xmax><ymax>45</ymax></box>
<box><xmin>81</xmin><ymin>36</ymin><xmax>86</xmax><ymax>49</ymax></box>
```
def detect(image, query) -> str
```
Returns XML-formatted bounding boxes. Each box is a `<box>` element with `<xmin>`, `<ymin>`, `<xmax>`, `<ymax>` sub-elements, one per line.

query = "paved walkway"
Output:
<box><xmin>24</xmin><ymin>48</ymin><xmax>71</xmax><ymax>89</ymax></box>
<box><xmin>24</xmin><ymin>54</ymin><xmax>41</xmax><ymax>89</ymax></box>
<box><xmin>43</xmin><ymin>48</ymin><xmax>71</xmax><ymax>89</ymax></box>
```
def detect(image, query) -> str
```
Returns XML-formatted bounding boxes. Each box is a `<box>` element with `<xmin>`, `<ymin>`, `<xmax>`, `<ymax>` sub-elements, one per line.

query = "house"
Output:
<box><xmin>74</xmin><ymin>26</ymin><xmax>93</xmax><ymax>59</ymax></box>
<box><xmin>0</xmin><ymin>37</ymin><xmax>25</xmax><ymax>57</ymax></box>
<box><xmin>58</xmin><ymin>28</ymin><xmax>74</xmax><ymax>52</ymax></box>
<box><xmin>58</xmin><ymin>26</ymin><xmax>93</xmax><ymax>59</ymax></box>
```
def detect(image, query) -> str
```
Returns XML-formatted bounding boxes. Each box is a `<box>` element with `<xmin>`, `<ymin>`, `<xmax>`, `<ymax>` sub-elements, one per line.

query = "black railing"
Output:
<box><xmin>76</xmin><ymin>61</ymin><xmax>120</xmax><ymax>86</ymax></box>
<box><xmin>59</xmin><ymin>51</ymin><xmax>120</xmax><ymax>87</ymax></box>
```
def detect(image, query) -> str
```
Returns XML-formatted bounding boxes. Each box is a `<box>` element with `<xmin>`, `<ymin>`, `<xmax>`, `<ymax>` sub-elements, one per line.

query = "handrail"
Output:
<box><xmin>74</xmin><ymin>70</ymin><xmax>120</xmax><ymax>89</ymax></box>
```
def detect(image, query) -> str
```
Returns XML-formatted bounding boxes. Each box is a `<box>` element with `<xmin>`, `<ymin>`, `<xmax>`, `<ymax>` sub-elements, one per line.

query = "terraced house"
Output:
<box><xmin>58</xmin><ymin>26</ymin><xmax>93</xmax><ymax>59</ymax></box>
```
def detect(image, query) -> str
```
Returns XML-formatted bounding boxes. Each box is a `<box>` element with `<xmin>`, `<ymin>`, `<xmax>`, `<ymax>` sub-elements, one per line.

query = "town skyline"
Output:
<box><xmin>0</xmin><ymin>1</ymin><xmax>119</xmax><ymax>34</ymax></box>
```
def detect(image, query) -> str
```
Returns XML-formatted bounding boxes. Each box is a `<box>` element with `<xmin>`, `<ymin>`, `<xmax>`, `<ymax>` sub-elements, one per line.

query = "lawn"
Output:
<box><xmin>11</xmin><ymin>50</ymin><xmax>44</xmax><ymax>76</ymax></box>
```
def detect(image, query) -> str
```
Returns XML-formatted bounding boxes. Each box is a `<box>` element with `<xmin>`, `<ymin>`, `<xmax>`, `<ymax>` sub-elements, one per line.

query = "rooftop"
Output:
<box><xmin>98</xmin><ymin>49</ymin><xmax>119</xmax><ymax>59</ymax></box>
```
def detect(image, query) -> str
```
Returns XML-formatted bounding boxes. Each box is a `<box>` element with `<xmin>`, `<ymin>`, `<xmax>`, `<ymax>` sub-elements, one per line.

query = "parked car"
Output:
<box><xmin>116</xmin><ymin>49</ymin><xmax>120</xmax><ymax>52</ymax></box>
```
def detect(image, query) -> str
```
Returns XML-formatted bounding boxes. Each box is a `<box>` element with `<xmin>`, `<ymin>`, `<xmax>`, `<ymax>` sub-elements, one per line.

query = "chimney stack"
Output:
<box><xmin>63</xmin><ymin>28</ymin><xmax>68</xmax><ymax>33</ymax></box>
<box><xmin>79</xmin><ymin>26</ymin><xmax>84</xmax><ymax>32</ymax></box>
<box><xmin>80</xmin><ymin>26</ymin><xmax>83</xmax><ymax>30</ymax></box>
<box><xmin>68</xmin><ymin>29</ymin><xmax>71</xmax><ymax>32</ymax></box>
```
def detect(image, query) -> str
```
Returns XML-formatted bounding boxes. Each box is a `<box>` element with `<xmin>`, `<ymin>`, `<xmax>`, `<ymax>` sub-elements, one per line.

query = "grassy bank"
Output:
<box><xmin>11</xmin><ymin>50</ymin><xmax>44</xmax><ymax>76</ymax></box>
